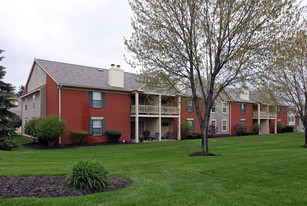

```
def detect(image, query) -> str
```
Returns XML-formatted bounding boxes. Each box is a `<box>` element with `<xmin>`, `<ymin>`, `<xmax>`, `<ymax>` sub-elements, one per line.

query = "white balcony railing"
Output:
<box><xmin>253</xmin><ymin>111</ymin><xmax>277</xmax><ymax>119</ymax></box>
<box><xmin>131</xmin><ymin>105</ymin><xmax>179</xmax><ymax>115</ymax></box>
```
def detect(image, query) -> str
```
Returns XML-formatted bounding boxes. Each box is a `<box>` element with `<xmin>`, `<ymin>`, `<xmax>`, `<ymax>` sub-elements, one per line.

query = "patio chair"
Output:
<box><xmin>166</xmin><ymin>132</ymin><xmax>173</xmax><ymax>139</ymax></box>
<box><xmin>150</xmin><ymin>132</ymin><xmax>159</xmax><ymax>141</ymax></box>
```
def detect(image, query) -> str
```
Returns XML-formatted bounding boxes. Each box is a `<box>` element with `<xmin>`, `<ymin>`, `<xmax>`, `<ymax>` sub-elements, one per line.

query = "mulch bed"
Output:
<box><xmin>189</xmin><ymin>151</ymin><xmax>218</xmax><ymax>156</ymax></box>
<box><xmin>0</xmin><ymin>175</ymin><xmax>131</xmax><ymax>199</ymax></box>
<box><xmin>22</xmin><ymin>141</ymin><xmax>133</xmax><ymax>150</ymax></box>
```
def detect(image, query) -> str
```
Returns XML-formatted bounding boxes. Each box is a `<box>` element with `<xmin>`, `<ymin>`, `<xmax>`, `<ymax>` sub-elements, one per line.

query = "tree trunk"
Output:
<box><xmin>201</xmin><ymin>109</ymin><xmax>211</xmax><ymax>154</ymax></box>
<box><xmin>304</xmin><ymin>121</ymin><xmax>307</xmax><ymax>147</ymax></box>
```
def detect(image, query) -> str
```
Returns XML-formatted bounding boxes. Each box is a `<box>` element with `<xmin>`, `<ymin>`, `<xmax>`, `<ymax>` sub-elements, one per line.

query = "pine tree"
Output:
<box><xmin>0</xmin><ymin>49</ymin><xmax>17</xmax><ymax>150</ymax></box>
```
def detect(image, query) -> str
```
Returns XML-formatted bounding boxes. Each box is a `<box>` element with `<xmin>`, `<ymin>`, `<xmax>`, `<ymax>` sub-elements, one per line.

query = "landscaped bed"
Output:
<box><xmin>0</xmin><ymin>175</ymin><xmax>131</xmax><ymax>199</ymax></box>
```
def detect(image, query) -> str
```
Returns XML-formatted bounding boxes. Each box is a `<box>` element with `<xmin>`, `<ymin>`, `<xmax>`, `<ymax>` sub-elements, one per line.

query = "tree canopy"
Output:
<box><xmin>125</xmin><ymin>0</ymin><xmax>302</xmax><ymax>154</ymax></box>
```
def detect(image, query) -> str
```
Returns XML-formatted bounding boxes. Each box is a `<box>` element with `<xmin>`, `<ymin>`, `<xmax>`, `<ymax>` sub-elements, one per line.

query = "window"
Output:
<box><xmin>186</xmin><ymin>119</ymin><xmax>195</xmax><ymax>132</ymax></box>
<box><xmin>211</xmin><ymin>104</ymin><xmax>216</xmax><ymax>113</ymax></box>
<box><xmin>89</xmin><ymin>119</ymin><xmax>105</xmax><ymax>135</ymax></box>
<box><xmin>222</xmin><ymin>103</ymin><xmax>227</xmax><ymax>113</ymax></box>
<box><xmin>33</xmin><ymin>95</ymin><xmax>35</xmax><ymax>109</ymax></box>
<box><xmin>89</xmin><ymin>92</ymin><xmax>105</xmax><ymax>108</ymax></box>
<box><xmin>186</xmin><ymin>100</ymin><xmax>194</xmax><ymax>112</ymax></box>
<box><xmin>211</xmin><ymin>119</ymin><xmax>216</xmax><ymax>126</ymax></box>
<box><xmin>240</xmin><ymin>119</ymin><xmax>247</xmax><ymax>128</ymax></box>
<box><xmin>277</xmin><ymin>106</ymin><xmax>282</xmax><ymax>115</ymax></box>
<box><xmin>240</xmin><ymin>104</ymin><xmax>246</xmax><ymax>114</ymax></box>
<box><xmin>222</xmin><ymin>120</ymin><xmax>227</xmax><ymax>132</ymax></box>
<box><xmin>93</xmin><ymin>92</ymin><xmax>102</xmax><ymax>107</ymax></box>
<box><xmin>25</xmin><ymin>98</ymin><xmax>27</xmax><ymax>111</ymax></box>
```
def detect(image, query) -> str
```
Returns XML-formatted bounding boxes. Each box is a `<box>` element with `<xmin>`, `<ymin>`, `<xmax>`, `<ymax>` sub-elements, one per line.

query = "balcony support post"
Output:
<box><xmin>177</xmin><ymin>96</ymin><xmax>181</xmax><ymax>140</ymax></box>
<box><xmin>158</xmin><ymin>95</ymin><xmax>162</xmax><ymax>141</ymax></box>
<box><xmin>274</xmin><ymin>105</ymin><xmax>277</xmax><ymax>134</ymax></box>
<box><xmin>258</xmin><ymin>104</ymin><xmax>261</xmax><ymax>134</ymax></box>
<box><xmin>135</xmin><ymin>92</ymin><xmax>139</xmax><ymax>143</ymax></box>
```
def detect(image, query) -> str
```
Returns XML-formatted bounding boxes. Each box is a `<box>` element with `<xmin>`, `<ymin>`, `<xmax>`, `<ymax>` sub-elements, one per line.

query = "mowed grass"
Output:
<box><xmin>0</xmin><ymin>133</ymin><xmax>307</xmax><ymax>206</ymax></box>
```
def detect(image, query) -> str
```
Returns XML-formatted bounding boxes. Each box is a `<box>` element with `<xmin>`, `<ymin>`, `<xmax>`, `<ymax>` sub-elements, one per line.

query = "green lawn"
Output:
<box><xmin>0</xmin><ymin>133</ymin><xmax>307</xmax><ymax>206</ymax></box>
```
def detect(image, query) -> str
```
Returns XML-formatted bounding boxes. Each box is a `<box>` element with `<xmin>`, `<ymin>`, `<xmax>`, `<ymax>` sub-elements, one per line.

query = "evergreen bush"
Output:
<box><xmin>71</xmin><ymin>130</ymin><xmax>89</xmax><ymax>144</ymax></box>
<box><xmin>106</xmin><ymin>130</ymin><xmax>121</xmax><ymax>143</ymax></box>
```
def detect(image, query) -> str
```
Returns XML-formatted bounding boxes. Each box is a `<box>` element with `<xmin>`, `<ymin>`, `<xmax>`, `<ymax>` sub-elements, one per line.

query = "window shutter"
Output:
<box><xmin>244</xmin><ymin>104</ymin><xmax>246</xmax><ymax>114</ymax></box>
<box><xmin>89</xmin><ymin>92</ymin><xmax>93</xmax><ymax>108</ymax></box>
<box><xmin>192</xmin><ymin>102</ymin><xmax>195</xmax><ymax>112</ymax></box>
<box><xmin>192</xmin><ymin>120</ymin><xmax>195</xmax><ymax>132</ymax></box>
<box><xmin>89</xmin><ymin>119</ymin><xmax>93</xmax><ymax>136</ymax></box>
<box><xmin>101</xmin><ymin>92</ymin><xmax>105</xmax><ymax>108</ymax></box>
<box><xmin>186</xmin><ymin>103</ymin><xmax>189</xmax><ymax>111</ymax></box>
<box><xmin>102</xmin><ymin>119</ymin><xmax>106</xmax><ymax>135</ymax></box>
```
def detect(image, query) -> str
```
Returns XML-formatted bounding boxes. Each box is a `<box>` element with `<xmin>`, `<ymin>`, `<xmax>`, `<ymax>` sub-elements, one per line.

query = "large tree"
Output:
<box><xmin>0</xmin><ymin>50</ymin><xmax>17</xmax><ymax>150</ymax></box>
<box><xmin>262</xmin><ymin>20</ymin><xmax>307</xmax><ymax>147</ymax></box>
<box><xmin>125</xmin><ymin>0</ymin><xmax>301</xmax><ymax>155</ymax></box>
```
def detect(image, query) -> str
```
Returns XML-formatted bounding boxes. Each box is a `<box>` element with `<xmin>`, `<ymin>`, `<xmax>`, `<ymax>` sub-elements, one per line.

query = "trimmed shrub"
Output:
<box><xmin>285</xmin><ymin>126</ymin><xmax>294</xmax><ymax>132</ymax></box>
<box><xmin>24</xmin><ymin>118</ymin><xmax>40</xmax><ymax>138</ymax></box>
<box><xmin>277</xmin><ymin>121</ymin><xmax>284</xmax><ymax>133</ymax></box>
<box><xmin>36</xmin><ymin>115</ymin><xmax>66</xmax><ymax>146</ymax></box>
<box><xmin>71</xmin><ymin>130</ymin><xmax>89</xmax><ymax>145</ymax></box>
<box><xmin>187</xmin><ymin>132</ymin><xmax>202</xmax><ymax>139</ymax></box>
<box><xmin>253</xmin><ymin>123</ymin><xmax>260</xmax><ymax>135</ymax></box>
<box><xmin>66</xmin><ymin>161</ymin><xmax>109</xmax><ymax>192</ymax></box>
<box><xmin>243</xmin><ymin>131</ymin><xmax>255</xmax><ymax>135</ymax></box>
<box><xmin>106</xmin><ymin>130</ymin><xmax>122</xmax><ymax>143</ymax></box>
<box><xmin>233</xmin><ymin>123</ymin><xmax>247</xmax><ymax>136</ymax></box>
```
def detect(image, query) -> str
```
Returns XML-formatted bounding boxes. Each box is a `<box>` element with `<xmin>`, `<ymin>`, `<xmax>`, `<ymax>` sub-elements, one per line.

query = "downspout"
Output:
<box><xmin>59</xmin><ymin>85</ymin><xmax>62</xmax><ymax>144</ymax></box>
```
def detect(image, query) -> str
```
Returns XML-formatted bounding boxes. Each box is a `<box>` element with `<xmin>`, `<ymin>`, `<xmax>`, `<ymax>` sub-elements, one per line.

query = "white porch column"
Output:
<box><xmin>258</xmin><ymin>104</ymin><xmax>261</xmax><ymax>134</ymax></box>
<box><xmin>135</xmin><ymin>92</ymin><xmax>139</xmax><ymax>143</ymax></box>
<box><xmin>177</xmin><ymin>96</ymin><xmax>181</xmax><ymax>140</ymax></box>
<box><xmin>274</xmin><ymin>106</ymin><xmax>277</xmax><ymax>134</ymax></box>
<box><xmin>158</xmin><ymin>94</ymin><xmax>162</xmax><ymax>141</ymax></box>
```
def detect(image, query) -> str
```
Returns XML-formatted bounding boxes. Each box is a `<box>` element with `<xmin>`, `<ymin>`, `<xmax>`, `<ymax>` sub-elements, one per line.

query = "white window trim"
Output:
<box><xmin>186</xmin><ymin>118</ymin><xmax>194</xmax><ymax>121</ymax></box>
<box><xmin>33</xmin><ymin>95</ymin><xmax>36</xmax><ymax>110</ymax></box>
<box><xmin>91</xmin><ymin>117</ymin><xmax>104</xmax><ymax>120</ymax></box>
<box><xmin>211</xmin><ymin>119</ymin><xmax>217</xmax><ymax>126</ymax></box>
<box><xmin>211</xmin><ymin>104</ymin><xmax>216</xmax><ymax>113</ymax></box>
<box><xmin>222</xmin><ymin>119</ymin><xmax>227</xmax><ymax>132</ymax></box>
<box><xmin>222</xmin><ymin>102</ymin><xmax>227</xmax><ymax>114</ymax></box>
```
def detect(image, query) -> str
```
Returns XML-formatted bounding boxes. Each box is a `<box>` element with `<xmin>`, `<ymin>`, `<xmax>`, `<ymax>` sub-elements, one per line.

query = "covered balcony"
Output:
<box><xmin>131</xmin><ymin>105</ymin><xmax>179</xmax><ymax>115</ymax></box>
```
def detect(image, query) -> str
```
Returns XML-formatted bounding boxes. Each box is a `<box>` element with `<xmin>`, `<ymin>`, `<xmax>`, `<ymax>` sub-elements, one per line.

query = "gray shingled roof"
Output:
<box><xmin>36</xmin><ymin>59</ymin><xmax>142</xmax><ymax>92</ymax></box>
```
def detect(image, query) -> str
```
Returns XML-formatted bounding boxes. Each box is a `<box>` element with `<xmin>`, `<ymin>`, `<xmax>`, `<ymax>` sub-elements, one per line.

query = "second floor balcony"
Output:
<box><xmin>131</xmin><ymin>105</ymin><xmax>179</xmax><ymax>116</ymax></box>
<box><xmin>253</xmin><ymin>111</ymin><xmax>277</xmax><ymax>119</ymax></box>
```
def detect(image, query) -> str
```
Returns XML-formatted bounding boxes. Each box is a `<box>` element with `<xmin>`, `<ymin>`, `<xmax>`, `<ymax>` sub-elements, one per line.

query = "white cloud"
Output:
<box><xmin>0</xmin><ymin>0</ymin><xmax>134</xmax><ymax>89</ymax></box>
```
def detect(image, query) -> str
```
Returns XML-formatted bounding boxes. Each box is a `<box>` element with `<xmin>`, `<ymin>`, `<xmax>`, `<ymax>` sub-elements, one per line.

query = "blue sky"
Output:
<box><xmin>0</xmin><ymin>0</ymin><xmax>306</xmax><ymax>90</ymax></box>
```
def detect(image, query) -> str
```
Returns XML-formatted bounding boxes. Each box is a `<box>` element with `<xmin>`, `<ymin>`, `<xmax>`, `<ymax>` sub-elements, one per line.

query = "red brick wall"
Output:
<box><xmin>230</xmin><ymin>103</ymin><xmax>253</xmax><ymax>135</ymax></box>
<box><xmin>278</xmin><ymin>106</ymin><xmax>288</xmax><ymax>126</ymax></box>
<box><xmin>270</xmin><ymin>119</ymin><xmax>275</xmax><ymax>133</ymax></box>
<box><xmin>46</xmin><ymin>75</ymin><xmax>59</xmax><ymax>116</ymax></box>
<box><xmin>295</xmin><ymin>116</ymin><xmax>300</xmax><ymax>126</ymax></box>
<box><xmin>180</xmin><ymin>99</ymin><xmax>204</xmax><ymax>133</ymax></box>
<box><xmin>60</xmin><ymin>88</ymin><xmax>131</xmax><ymax>144</ymax></box>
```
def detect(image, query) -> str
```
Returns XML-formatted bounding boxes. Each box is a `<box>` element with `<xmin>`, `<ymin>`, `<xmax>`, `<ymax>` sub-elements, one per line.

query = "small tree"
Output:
<box><xmin>208</xmin><ymin>125</ymin><xmax>217</xmax><ymax>138</ymax></box>
<box><xmin>36</xmin><ymin>115</ymin><xmax>66</xmax><ymax>146</ymax></box>
<box><xmin>0</xmin><ymin>50</ymin><xmax>17</xmax><ymax>150</ymax></box>
<box><xmin>125</xmin><ymin>0</ymin><xmax>302</xmax><ymax>155</ymax></box>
